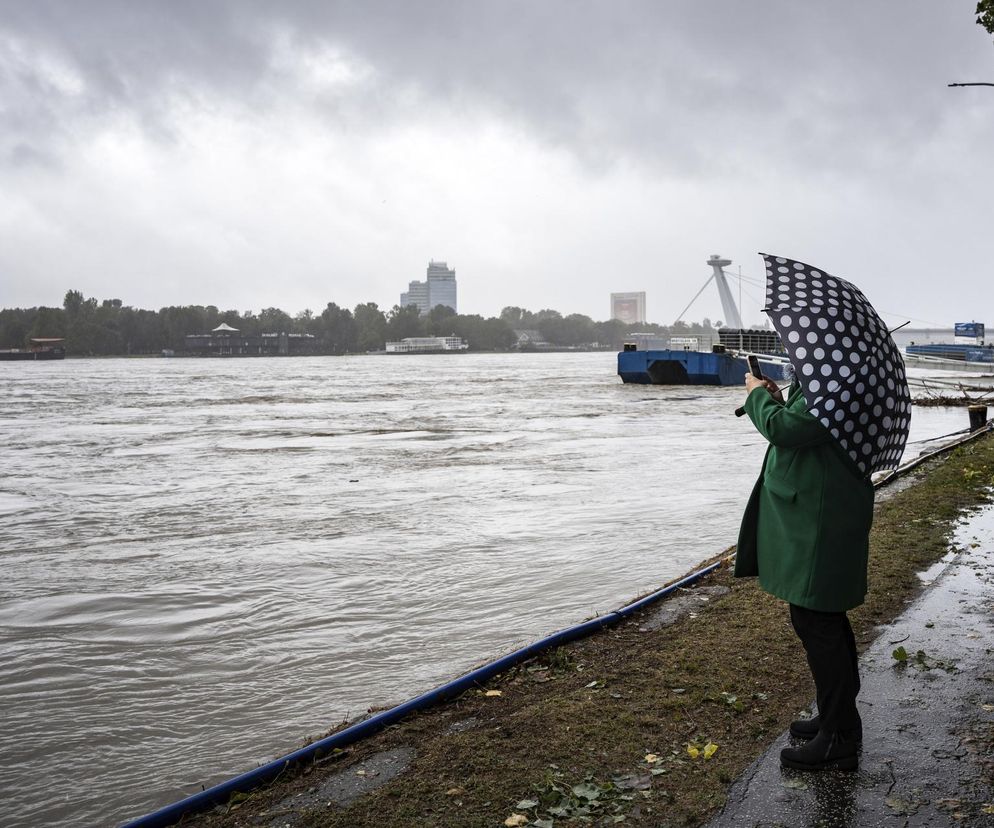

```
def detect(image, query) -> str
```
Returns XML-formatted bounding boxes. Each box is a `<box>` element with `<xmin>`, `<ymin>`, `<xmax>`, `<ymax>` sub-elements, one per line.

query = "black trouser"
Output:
<box><xmin>789</xmin><ymin>604</ymin><xmax>861</xmax><ymax>735</ymax></box>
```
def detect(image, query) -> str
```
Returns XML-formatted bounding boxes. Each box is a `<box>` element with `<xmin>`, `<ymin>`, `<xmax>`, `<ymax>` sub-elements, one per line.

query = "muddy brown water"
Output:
<box><xmin>0</xmin><ymin>353</ymin><xmax>968</xmax><ymax>827</ymax></box>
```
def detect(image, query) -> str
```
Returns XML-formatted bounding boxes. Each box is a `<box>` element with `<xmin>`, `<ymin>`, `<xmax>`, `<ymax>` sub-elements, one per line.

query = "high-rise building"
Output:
<box><xmin>400</xmin><ymin>261</ymin><xmax>458</xmax><ymax>315</ymax></box>
<box><xmin>610</xmin><ymin>292</ymin><xmax>646</xmax><ymax>325</ymax></box>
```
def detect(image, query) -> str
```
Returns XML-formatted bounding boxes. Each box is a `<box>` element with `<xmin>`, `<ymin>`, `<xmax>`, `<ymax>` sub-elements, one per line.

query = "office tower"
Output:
<box><xmin>401</xmin><ymin>261</ymin><xmax>458</xmax><ymax>315</ymax></box>
<box><xmin>610</xmin><ymin>292</ymin><xmax>646</xmax><ymax>325</ymax></box>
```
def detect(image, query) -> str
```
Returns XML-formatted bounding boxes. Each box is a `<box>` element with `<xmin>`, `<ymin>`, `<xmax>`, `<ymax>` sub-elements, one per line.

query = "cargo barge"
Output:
<box><xmin>904</xmin><ymin>322</ymin><xmax>992</xmax><ymax>371</ymax></box>
<box><xmin>617</xmin><ymin>255</ymin><xmax>786</xmax><ymax>386</ymax></box>
<box><xmin>0</xmin><ymin>338</ymin><xmax>66</xmax><ymax>361</ymax></box>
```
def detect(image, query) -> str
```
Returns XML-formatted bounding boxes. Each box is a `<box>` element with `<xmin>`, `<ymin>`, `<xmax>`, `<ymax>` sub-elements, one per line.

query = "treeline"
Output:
<box><xmin>0</xmin><ymin>290</ymin><xmax>718</xmax><ymax>356</ymax></box>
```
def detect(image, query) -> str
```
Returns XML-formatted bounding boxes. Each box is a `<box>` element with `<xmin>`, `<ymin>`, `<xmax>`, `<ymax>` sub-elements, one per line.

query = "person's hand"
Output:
<box><xmin>744</xmin><ymin>374</ymin><xmax>784</xmax><ymax>403</ymax></box>
<box><xmin>745</xmin><ymin>373</ymin><xmax>765</xmax><ymax>395</ymax></box>
<box><xmin>763</xmin><ymin>377</ymin><xmax>784</xmax><ymax>403</ymax></box>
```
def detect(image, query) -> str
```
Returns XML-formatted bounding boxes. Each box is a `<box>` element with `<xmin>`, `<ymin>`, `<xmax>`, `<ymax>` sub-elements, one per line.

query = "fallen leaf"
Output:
<box><xmin>504</xmin><ymin>814</ymin><xmax>528</xmax><ymax>827</ymax></box>
<box><xmin>687</xmin><ymin>745</ymin><xmax>700</xmax><ymax>759</ymax></box>
<box><xmin>703</xmin><ymin>742</ymin><xmax>719</xmax><ymax>759</ymax></box>
<box><xmin>515</xmin><ymin>798</ymin><xmax>538</xmax><ymax>809</ymax></box>
<box><xmin>982</xmin><ymin>804</ymin><xmax>994</xmax><ymax>814</ymax></box>
<box><xmin>445</xmin><ymin>787</ymin><xmax>465</xmax><ymax>796</ymax></box>
<box><xmin>892</xmin><ymin>646</ymin><xmax>908</xmax><ymax>662</ymax></box>
<box><xmin>644</xmin><ymin>753</ymin><xmax>660</xmax><ymax>763</ymax></box>
<box><xmin>614</xmin><ymin>773</ymin><xmax>652</xmax><ymax>791</ymax></box>
<box><xmin>485</xmin><ymin>690</ymin><xmax>503</xmax><ymax>697</ymax></box>
<box><xmin>572</xmin><ymin>782</ymin><xmax>602</xmax><ymax>801</ymax></box>
<box><xmin>982</xmin><ymin>704</ymin><xmax>994</xmax><ymax>712</ymax></box>
<box><xmin>533</xmin><ymin>820</ymin><xmax>555</xmax><ymax>828</ymax></box>
<box><xmin>783</xmin><ymin>778</ymin><xmax>808</xmax><ymax>790</ymax></box>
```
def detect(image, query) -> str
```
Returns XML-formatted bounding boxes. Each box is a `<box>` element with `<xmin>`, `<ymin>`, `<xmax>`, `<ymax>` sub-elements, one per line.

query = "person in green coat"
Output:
<box><xmin>736</xmin><ymin>370</ymin><xmax>875</xmax><ymax>771</ymax></box>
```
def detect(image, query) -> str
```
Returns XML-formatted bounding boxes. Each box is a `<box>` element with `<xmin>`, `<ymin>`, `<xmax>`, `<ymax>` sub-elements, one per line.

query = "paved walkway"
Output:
<box><xmin>707</xmin><ymin>504</ymin><xmax>994</xmax><ymax>828</ymax></box>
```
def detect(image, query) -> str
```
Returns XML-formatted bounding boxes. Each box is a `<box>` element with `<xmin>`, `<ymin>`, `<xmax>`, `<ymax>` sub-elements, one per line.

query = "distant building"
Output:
<box><xmin>385</xmin><ymin>336</ymin><xmax>468</xmax><ymax>353</ymax></box>
<box><xmin>400</xmin><ymin>260</ymin><xmax>458</xmax><ymax>315</ymax></box>
<box><xmin>185</xmin><ymin>323</ymin><xmax>317</xmax><ymax>356</ymax></box>
<box><xmin>610</xmin><ymin>292</ymin><xmax>646</xmax><ymax>325</ymax></box>
<box><xmin>513</xmin><ymin>329</ymin><xmax>551</xmax><ymax>350</ymax></box>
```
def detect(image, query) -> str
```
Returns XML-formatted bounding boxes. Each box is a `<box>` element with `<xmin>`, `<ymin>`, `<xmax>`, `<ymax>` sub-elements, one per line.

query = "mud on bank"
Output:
<box><xmin>190</xmin><ymin>432</ymin><xmax>994</xmax><ymax>828</ymax></box>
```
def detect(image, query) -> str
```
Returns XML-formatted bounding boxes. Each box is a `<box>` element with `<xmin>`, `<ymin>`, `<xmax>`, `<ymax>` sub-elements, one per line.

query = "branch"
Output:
<box><xmin>948</xmin><ymin>82</ymin><xmax>994</xmax><ymax>87</ymax></box>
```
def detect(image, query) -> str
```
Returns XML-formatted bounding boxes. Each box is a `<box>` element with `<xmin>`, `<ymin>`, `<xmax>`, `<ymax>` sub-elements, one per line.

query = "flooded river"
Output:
<box><xmin>0</xmin><ymin>353</ymin><xmax>969</xmax><ymax>826</ymax></box>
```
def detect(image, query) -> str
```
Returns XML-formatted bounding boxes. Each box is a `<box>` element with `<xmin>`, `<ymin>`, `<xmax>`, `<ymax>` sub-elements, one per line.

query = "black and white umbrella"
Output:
<box><xmin>760</xmin><ymin>253</ymin><xmax>912</xmax><ymax>476</ymax></box>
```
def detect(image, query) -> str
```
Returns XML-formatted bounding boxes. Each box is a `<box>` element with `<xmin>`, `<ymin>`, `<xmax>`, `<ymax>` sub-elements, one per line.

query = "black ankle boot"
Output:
<box><xmin>788</xmin><ymin>715</ymin><xmax>862</xmax><ymax>743</ymax></box>
<box><xmin>789</xmin><ymin>715</ymin><xmax>820</xmax><ymax>740</ymax></box>
<box><xmin>780</xmin><ymin>729</ymin><xmax>859</xmax><ymax>771</ymax></box>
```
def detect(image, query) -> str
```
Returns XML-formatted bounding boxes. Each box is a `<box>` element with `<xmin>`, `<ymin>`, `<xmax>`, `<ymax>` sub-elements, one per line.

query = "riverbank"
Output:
<box><xmin>184</xmin><ymin>430</ymin><xmax>994</xmax><ymax>828</ymax></box>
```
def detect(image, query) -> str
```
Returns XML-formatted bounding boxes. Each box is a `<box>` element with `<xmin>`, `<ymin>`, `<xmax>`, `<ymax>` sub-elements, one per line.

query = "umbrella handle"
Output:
<box><xmin>734</xmin><ymin>406</ymin><xmax>746</xmax><ymax>417</ymax></box>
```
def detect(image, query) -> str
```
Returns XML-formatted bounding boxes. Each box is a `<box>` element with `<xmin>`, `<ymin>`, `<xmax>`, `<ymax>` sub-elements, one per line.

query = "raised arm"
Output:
<box><xmin>745</xmin><ymin>386</ymin><xmax>832</xmax><ymax>449</ymax></box>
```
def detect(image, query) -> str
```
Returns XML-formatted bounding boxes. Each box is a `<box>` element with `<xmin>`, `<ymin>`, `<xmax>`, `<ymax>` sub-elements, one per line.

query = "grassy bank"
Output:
<box><xmin>193</xmin><ymin>432</ymin><xmax>994</xmax><ymax>828</ymax></box>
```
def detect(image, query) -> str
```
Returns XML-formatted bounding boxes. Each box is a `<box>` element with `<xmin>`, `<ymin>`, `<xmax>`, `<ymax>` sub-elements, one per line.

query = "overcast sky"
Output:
<box><xmin>1</xmin><ymin>1</ymin><xmax>991</xmax><ymax>326</ymax></box>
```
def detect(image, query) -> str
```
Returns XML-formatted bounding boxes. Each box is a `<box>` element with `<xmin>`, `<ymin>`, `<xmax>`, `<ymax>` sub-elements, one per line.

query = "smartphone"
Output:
<box><xmin>747</xmin><ymin>354</ymin><xmax>763</xmax><ymax>379</ymax></box>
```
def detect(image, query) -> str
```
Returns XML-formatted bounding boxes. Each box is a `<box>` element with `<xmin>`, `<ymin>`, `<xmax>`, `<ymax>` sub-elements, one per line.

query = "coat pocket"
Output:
<box><xmin>764</xmin><ymin>474</ymin><xmax>797</xmax><ymax>501</ymax></box>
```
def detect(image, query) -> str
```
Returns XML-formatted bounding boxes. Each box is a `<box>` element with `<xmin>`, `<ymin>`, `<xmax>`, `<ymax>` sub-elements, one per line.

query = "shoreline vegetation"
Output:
<box><xmin>0</xmin><ymin>291</ymin><xmax>721</xmax><ymax>358</ymax></box>
<box><xmin>183</xmin><ymin>432</ymin><xmax>994</xmax><ymax>828</ymax></box>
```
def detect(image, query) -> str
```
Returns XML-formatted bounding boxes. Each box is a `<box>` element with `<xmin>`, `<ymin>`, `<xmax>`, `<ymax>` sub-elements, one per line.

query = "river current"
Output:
<box><xmin>0</xmin><ymin>353</ymin><xmax>967</xmax><ymax>826</ymax></box>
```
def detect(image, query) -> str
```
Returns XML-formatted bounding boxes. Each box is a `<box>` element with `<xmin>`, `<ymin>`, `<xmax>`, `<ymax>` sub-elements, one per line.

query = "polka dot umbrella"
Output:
<box><xmin>761</xmin><ymin>253</ymin><xmax>912</xmax><ymax>476</ymax></box>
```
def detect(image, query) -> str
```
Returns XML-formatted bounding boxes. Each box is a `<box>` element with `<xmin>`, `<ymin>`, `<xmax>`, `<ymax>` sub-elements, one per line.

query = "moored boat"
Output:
<box><xmin>0</xmin><ymin>338</ymin><xmax>66</xmax><ymax>361</ymax></box>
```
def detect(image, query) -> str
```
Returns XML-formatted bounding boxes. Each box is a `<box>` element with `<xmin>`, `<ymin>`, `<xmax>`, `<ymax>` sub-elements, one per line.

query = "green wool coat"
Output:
<box><xmin>734</xmin><ymin>382</ymin><xmax>875</xmax><ymax>612</ymax></box>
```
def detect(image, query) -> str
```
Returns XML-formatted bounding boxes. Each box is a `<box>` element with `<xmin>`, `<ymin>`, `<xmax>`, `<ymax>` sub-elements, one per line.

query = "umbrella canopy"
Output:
<box><xmin>760</xmin><ymin>253</ymin><xmax>912</xmax><ymax>476</ymax></box>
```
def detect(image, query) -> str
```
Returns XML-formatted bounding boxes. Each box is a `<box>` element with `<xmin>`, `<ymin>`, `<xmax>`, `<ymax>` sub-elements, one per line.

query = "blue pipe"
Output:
<box><xmin>120</xmin><ymin>559</ymin><xmax>724</xmax><ymax>828</ymax></box>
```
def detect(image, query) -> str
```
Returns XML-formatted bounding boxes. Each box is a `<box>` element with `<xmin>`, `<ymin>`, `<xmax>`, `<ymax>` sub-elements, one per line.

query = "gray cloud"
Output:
<box><xmin>1</xmin><ymin>1</ymin><xmax>992</xmax><ymax>322</ymax></box>
<box><xmin>5</xmin><ymin>1</ymin><xmax>990</xmax><ymax>173</ymax></box>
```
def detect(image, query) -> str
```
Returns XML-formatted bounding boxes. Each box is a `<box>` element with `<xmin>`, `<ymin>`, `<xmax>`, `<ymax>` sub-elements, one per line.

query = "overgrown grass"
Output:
<box><xmin>193</xmin><ymin>433</ymin><xmax>994</xmax><ymax>828</ymax></box>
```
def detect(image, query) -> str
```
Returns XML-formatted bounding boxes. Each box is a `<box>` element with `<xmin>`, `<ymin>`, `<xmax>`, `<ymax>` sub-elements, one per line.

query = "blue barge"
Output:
<box><xmin>618</xmin><ymin>347</ymin><xmax>786</xmax><ymax>386</ymax></box>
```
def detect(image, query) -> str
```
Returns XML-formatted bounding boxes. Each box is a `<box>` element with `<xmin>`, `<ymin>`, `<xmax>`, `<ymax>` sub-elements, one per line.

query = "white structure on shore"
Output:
<box><xmin>401</xmin><ymin>261</ymin><xmax>458</xmax><ymax>315</ymax></box>
<box><xmin>385</xmin><ymin>336</ymin><xmax>469</xmax><ymax>353</ymax></box>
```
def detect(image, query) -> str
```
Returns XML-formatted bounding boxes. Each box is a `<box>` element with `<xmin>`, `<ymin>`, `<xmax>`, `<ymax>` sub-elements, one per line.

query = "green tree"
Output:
<box><xmin>317</xmin><ymin>303</ymin><xmax>356</xmax><ymax>353</ymax></box>
<box><xmin>978</xmin><ymin>0</ymin><xmax>994</xmax><ymax>37</ymax></box>
<box><xmin>258</xmin><ymin>307</ymin><xmax>294</xmax><ymax>333</ymax></box>
<box><xmin>386</xmin><ymin>304</ymin><xmax>425</xmax><ymax>340</ymax></box>
<box><xmin>425</xmin><ymin>304</ymin><xmax>458</xmax><ymax>334</ymax></box>
<box><xmin>353</xmin><ymin>302</ymin><xmax>387</xmax><ymax>352</ymax></box>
